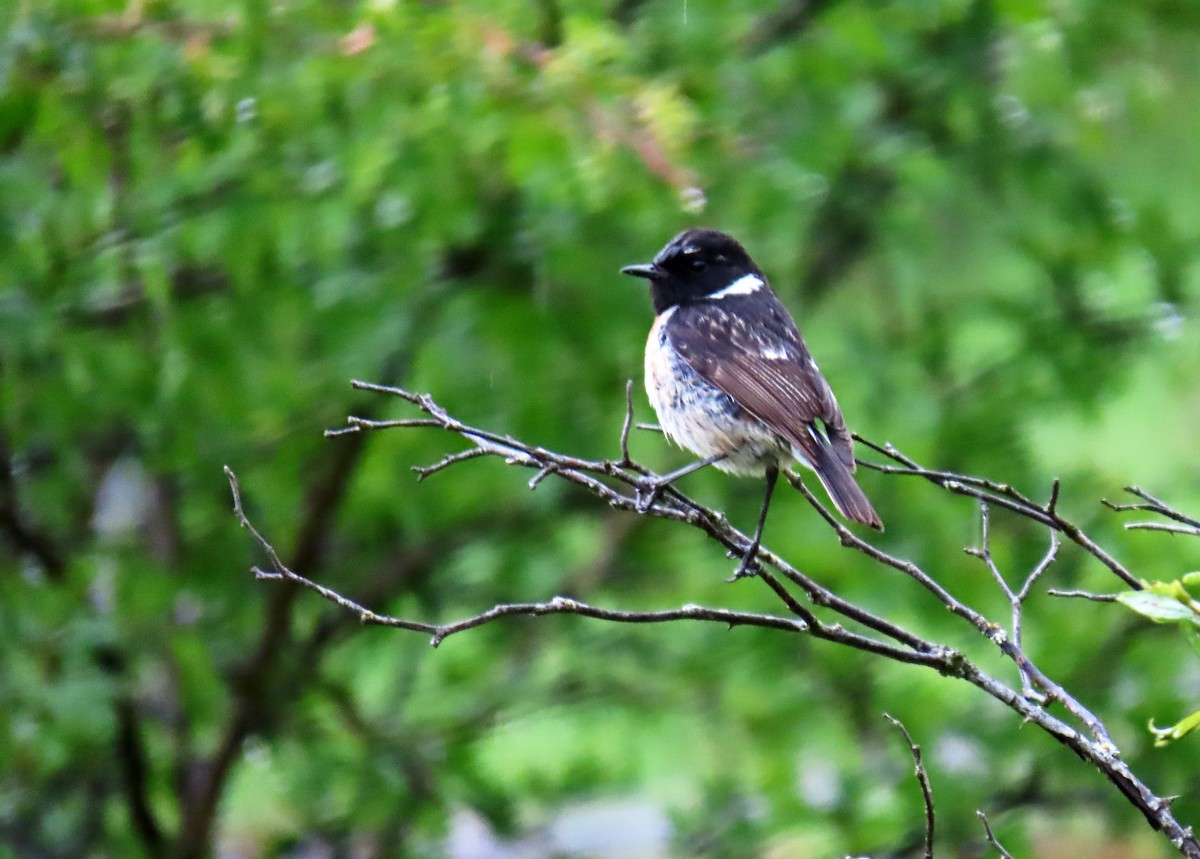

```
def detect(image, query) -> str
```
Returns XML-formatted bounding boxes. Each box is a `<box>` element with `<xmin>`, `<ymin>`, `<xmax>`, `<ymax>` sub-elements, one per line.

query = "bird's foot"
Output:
<box><xmin>725</xmin><ymin>546</ymin><xmax>762</xmax><ymax>582</ymax></box>
<box><xmin>634</xmin><ymin>477</ymin><xmax>670</xmax><ymax>513</ymax></box>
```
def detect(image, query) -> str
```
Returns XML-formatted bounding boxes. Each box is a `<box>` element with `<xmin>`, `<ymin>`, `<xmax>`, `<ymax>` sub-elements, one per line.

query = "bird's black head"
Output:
<box><xmin>622</xmin><ymin>228</ymin><xmax>763</xmax><ymax>314</ymax></box>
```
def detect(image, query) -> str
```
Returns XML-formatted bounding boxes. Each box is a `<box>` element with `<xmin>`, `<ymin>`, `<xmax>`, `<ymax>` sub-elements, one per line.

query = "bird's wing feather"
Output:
<box><xmin>665</xmin><ymin>292</ymin><xmax>855</xmax><ymax>471</ymax></box>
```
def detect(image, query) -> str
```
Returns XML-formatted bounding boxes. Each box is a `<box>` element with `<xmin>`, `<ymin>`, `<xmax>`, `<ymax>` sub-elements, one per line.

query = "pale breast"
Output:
<box><xmin>644</xmin><ymin>308</ymin><xmax>791</xmax><ymax>477</ymax></box>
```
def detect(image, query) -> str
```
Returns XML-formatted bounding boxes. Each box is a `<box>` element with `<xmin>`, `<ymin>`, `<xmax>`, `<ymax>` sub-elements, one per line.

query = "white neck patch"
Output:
<box><xmin>710</xmin><ymin>273</ymin><xmax>764</xmax><ymax>299</ymax></box>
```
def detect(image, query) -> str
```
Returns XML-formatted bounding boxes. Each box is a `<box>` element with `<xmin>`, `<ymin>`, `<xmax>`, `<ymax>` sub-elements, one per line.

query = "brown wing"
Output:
<box><xmin>665</xmin><ymin>292</ymin><xmax>855</xmax><ymax>472</ymax></box>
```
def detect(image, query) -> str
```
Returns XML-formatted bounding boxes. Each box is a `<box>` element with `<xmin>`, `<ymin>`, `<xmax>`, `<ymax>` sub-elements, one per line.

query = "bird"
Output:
<box><xmin>622</xmin><ymin>228</ymin><xmax>882</xmax><ymax>577</ymax></box>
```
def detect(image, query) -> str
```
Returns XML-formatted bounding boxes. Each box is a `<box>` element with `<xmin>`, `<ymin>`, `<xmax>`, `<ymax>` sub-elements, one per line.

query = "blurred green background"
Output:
<box><xmin>3</xmin><ymin>0</ymin><xmax>1200</xmax><ymax>856</ymax></box>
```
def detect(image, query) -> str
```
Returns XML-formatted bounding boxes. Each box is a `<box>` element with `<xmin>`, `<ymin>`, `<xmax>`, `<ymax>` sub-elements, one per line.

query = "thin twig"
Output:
<box><xmin>1018</xmin><ymin>525</ymin><xmax>1060</xmax><ymax>605</ymax></box>
<box><xmin>787</xmin><ymin>471</ymin><xmax>999</xmax><ymax>632</ymax></box>
<box><xmin>1121</xmin><ymin>522</ymin><xmax>1200</xmax><ymax>537</ymax></box>
<box><xmin>965</xmin><ymin>501</ymin><xmax>1059</xmax><ymax>703</ymax></box>
<box><xmin>420</xmin><ymin>598</ymin><xmax>813</xmax><ymax>648</ymax></box>
<box><xmin>885</xmin><ymin>714</ymin><xmax>935</xmax><ymax>859</ymax></box>
<box><xmin>193</xmin><ymin>410</ymin><xmax>373</xmax><ymax>857</ymax></box>
<box><xmin>324</xmin><ymin>425</ymin><xmax>360</xmax><ymax>438</ymax></box>
<box><xmin>413</xmin><ymin>447</ymin><xmax>491</xmax><ymax>481</ymax></box>
<box><xmin>262</xmin><ymin>491</ymin><xmax>931</xmax><ymax>661</ymax></box>
<box><xmin>976</xmin><ymin>810</ymin><xmax>1014</xmax><ymax>859</ymax></box>
<box><xmin>748</xmin><ymin>566</ymin><xmax>944</xmax><ymax>667</ymax></box>
<box><xmin>1047</xmin><ymin>589</ymin><xmax>1120</xmax><ymax>602</ymax></box>
<box><xmin>225</xmin><ymin>381</ymin><xmax>1200</xmax><ymax>859</ymax></box>
<box><xmin>791</xmin><ymin>472</ymin><xmax>1114</xmax><ymax>747</ymax></box>
<box><xmin>528</xmin><ymin>466</ymin><xmax>554</xmax><ymax>489</ymax></box>
<box><xmin>854</xmin><ymin>434</ymin><xmax>1140</xmax><ymax>590</ymax></box>
<box><xmin>259</xmin><ymin>566</ymin><xmax>808</xmax><ymax>645</ymax></box>
<box><xmin>1046</xmin><ymin>478</ymin><xmax>1062</xmax><ymax>516</ymax></box>
<box><xmin>856</xmin><ymin>435</ymin><xmax>1037</xmax><ymax>505</ymax></box>
<box><xmin>346</xmin><ymin>416</ymin><xmax>444</xmax><ymax>430</ymax></box>
<box><xmin>619</xmin><ymin>378</ymin><xmax>636</xmax><ymax>466</ymax></box>
<box><xmin>339</xmin><ymin>384</ymin><xmax>939</xmax><ymax>660</ymax></box>
<box><xmin>1104</xmin><ymin>486</ymin><xmax>1200</xmax><ymax>530</ymax></box>
<box><xmin>224</xmin><ymin>466</ymin><xmax>290</xmax><ymax>579</ymax></box>
<box><xmin>228</xmin><ymin>466</ymin><xmax>811</xmax><ymax>646</ymax></box>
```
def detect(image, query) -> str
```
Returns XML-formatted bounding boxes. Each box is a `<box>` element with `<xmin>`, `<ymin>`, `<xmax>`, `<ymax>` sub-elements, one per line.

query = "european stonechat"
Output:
<box><xmin>623</xmin><ymin>228</ymin><xmax>882</xmax><ymax>576</ymax></box>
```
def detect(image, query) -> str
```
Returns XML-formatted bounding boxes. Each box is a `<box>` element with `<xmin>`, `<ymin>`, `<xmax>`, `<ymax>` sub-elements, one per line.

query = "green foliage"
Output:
<box><xmin>1113</xmin><ymin>576</ymin><xmax>1200</xmax><ymax>747</ymax></box>
<box><xmin>3</xmin><ymin>0</ymin><xmax>1200</xmax><ymax>856</ymax></box>
<box><xmin>1118</xmin><ymin>578</ymin><xmax>1200</xmax><ymax>630</ymax></box>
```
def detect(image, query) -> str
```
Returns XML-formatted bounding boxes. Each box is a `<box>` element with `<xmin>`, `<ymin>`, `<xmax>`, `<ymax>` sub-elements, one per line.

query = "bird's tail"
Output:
<box><xmin>808</xmin><ymin>439</ymin><xmax>883</xmax><ymax>531</ymax></box>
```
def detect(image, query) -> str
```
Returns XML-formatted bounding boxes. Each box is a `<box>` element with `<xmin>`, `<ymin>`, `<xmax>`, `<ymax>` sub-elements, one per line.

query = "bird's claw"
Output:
<box><xmin>725</xmin><ymin>547</ymin><xmax>762</xmax><ymax>581</ymax></box>
<box><xmin>635</xmin><ymin>479</ymin><xmax>668</xmax><ymax>513</ymax></box>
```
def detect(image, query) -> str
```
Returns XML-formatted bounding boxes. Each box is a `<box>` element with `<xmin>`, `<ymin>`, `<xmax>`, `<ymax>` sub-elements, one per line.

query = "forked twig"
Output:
<box><xmin>1104</xmin><ymin>486</ymin><xmax>1200</xmax><ymax>537</ymax></box>
<box><xmin>224</xmin><ymin>381</ymin><xmax>1200</xmax><ymax>859</ymax></box>
<box><xmin>965</xmin><ymin>501</ymin><xmax>1060</xmax><ymax>703</ymax></box>
<box><xmin>854</xmin><ymin>434</ymin><xmax>1140</xmax><ymax>589</ymax></box>
<box><xmin>225</xmin><ymin>466</ymin><xmax>809</xmax><ymax>646</ymax></box>
<box><xmin>886</xmin><ymin>713</ymin><xmax>935</xmax><ymax>859</ymax></box>
<box><xmin>786</xmin><ymin>473</ymin><xmax>1113</xmax><ymax>747</ymax></box>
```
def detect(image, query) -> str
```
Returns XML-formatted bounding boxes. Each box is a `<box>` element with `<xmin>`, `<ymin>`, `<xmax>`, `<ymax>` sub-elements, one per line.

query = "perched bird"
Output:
<box><xmin>622</xmin><ymin>228</ymin><xmax>881</xmax><ymax>576</ymax></box>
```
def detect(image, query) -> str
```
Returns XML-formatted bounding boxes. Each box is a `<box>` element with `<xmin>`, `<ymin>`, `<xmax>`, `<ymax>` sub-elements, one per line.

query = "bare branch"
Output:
<box><xmin>190</xmin><ymin>417</ymin><xmax>372</xmax><ymax>858</ymax></box>
<box><xmin>1047</xmin><ymin>589</ymin><xmax>1120</xmax><ymax>602</ymax></box>
<box><xmin>1018</xmin><ymin>525</ymin><xmax>1060</xmax><ymax>604</ymax></box>
<box><xmin>856</xmin><ymin>436</ymin><xmax>1034</xmax><ymax>501</ymax></box>
<box><xmin>224</xmin><ymin>466</ymin><xmax>290</xmax><ymax>580</ymax></box>
<box><xmin>425</xmin><ymin>599</ymin><xmax>811</xmax><ymax>647</ymax></box>
<box><xmin>261</xmin><ymin>566</ymin><xmax>809</xmax><ymax>645</ymax></box>
<box><xmin>412</xmin><ymin>448</ymin><xmax>490</xmax><ymax>481</ymax></box>
<box><xmin>1122</xmin><ymin>521</ymin><xmax>1200</xmax><ymax>537</ymax></box>
<box><xmin>228</xmin><ymin>465</ymin><xmax>811</xmax><ymax>645</ymax></box>
<box><xmin>331</xmin><ymin>385</ymin><xmax>942</xmax><ymax>662</ymax></box>
<box><xmin>619</xmin><ymin>378</ymin><xmax>636</xmax><ymax>466</ymax></box>
<box><xmin>1104</xmin><ymin>487</ymin><xmax>1200</xmax><ymax>530</ymax></box>
<box><xmin>965</xmin><ymin>502</ymin><xmax>1058</xmax><ymax>703</ymax></box>
<box><xmin>921</xmin><ymin>498</ymin><xmax>1108</xmax><ymax>745</ymax></box>
<box><xmin>854</xmin><ymin>434</ymin><xmax>1140</xmax><ymax>590</ymax></box>
<box><xmin>224</xmin><ymin>380</ymin><xmax>1200</xmax><ymax>859</ymax></box>
<box><xmin>346</xmin><ymin>416</ymin><xmax>444</xmax><ymax>431</ymax></box>
<box><xmin>885</xmin><ymin>714</ymin><xmax>934</xmax><ymax>859</ymax></box>
<box><xmin>976</xmin><ymin>810</ymin><xmax>1014</xmax><ymax>859</ymax></box>
<box><xmin>1047</xmin><ymin>478</ymin><xmax>1062</xmax><ymax>516</ymax></box>
<box><xmin>794</xmin><ymin>462</ymin><xmax>1135</xmax><ymax>766</ymax></box>
<box><xmin>226</xmin><ymin>463</ymin><xmax>944</xmax><ymax>667</ymax></box>
<box><xmin>528</xmin><ymin>466</ymin><xmax>554</xmax><ymax>489</ymax></box>
<box><xmin>785</xmin><ymin>472</ymin><xmax>1007</xmax><ymax>643</ymax></box>
<box><xmin>230</xmin><ymin>474</ymin><xmax>817</xmax><ymax>647</ymax></box>
<box><xmin>750</xmin><ymin>566</ymin><xmax>945</xmax><ymax>667</ymax></box>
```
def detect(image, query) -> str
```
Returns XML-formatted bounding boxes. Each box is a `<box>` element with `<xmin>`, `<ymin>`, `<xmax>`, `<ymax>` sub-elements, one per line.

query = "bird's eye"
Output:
<box><xmin>690</xmin><ymin>258</ymin><xmax>707</xmax><ymax>272</ymax></box>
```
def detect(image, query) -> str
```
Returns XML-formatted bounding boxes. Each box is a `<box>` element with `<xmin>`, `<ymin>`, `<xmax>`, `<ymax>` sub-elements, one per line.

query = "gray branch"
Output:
<box><xmin>886</xmin><ymin>714</ymin><xmax>935</xmax><ymax>859</ymax></box>
<box><xmin>977</xmin><ymin>810</ymin><xmax>1014</xmax><ymax>859</ymax></box>
<box><xmin>1104</xmin><ymin>486</ymin><xmax>1200</xmax><ymax>534</ymax></box>
<box><xmin>225</xmin><ymin>381</ymin><xmax>1200</xmax><ymax>859</ymax></box>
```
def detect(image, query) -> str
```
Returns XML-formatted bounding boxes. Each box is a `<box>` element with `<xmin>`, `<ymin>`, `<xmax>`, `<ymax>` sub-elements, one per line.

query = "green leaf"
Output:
<box><xmin>1142</xmin><ymin>579</ymin><xmax>1199</xmax><ymax>604</ymax></box>
<box><xmin>1149</xmin><ymin>709</ymin><xmax>1200</xmax><ymax>747</ymax></box>
<box><xmin>1116</xmin><ymin>591</ymin><xmax>1200</xmax><ymax>626</ymax></box>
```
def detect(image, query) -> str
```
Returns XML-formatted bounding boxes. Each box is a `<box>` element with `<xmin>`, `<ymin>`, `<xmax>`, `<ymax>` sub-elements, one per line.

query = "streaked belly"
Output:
<box><xmin>645</xmin><ymin>313</ymin><xmax>791</xmax><ymax>477</ymax></box>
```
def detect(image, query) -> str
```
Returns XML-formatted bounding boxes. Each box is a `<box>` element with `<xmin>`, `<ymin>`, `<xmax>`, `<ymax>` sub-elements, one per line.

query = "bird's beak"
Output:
<box><xmin>621</xmin><ymin>263</ymin><xmax>663</xmax><ymax>281</ymax></box>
